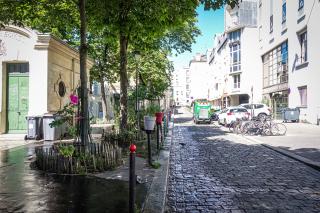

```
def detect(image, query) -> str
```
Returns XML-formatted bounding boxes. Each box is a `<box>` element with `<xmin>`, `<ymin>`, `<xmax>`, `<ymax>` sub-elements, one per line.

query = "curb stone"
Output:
<box><xmin>142</xmin><ymin>122</ymin><xmax>174</xmax><ymax>213</ymax></box>
<box><xmin>239</xmin><ymin>134</ymin><xmax>320</xmax><ymax>171</ymax></box>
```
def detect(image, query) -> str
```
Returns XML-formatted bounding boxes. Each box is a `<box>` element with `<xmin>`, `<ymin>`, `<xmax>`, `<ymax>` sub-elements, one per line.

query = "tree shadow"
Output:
<box><xmin>275</xmin><ymin>146</ymin><xmax>320</xmax><ymax>163</ymax></box>
<box><xmin>167</xmin><ymin>123</ymin><xmax>320</xmax><ymax>212</ymax></box>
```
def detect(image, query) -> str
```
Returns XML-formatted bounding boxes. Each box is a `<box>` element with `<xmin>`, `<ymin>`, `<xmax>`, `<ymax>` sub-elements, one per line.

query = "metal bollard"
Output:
<box><xmin>156</xmin><ymin>124</ymin><xmax>160</xmax><ymax>151</ymax></box>
<box><xmin>129</xmin><ymin>144</ymin><xmax>136</xmax><ymax>213</ymax></box>
<box><xmin>160</xmin><ymin>123</ymin><xmax>163</xmax><ymax>145</ymax></box>
<box><xmin>146</xmin><ymin>130</ymin><xmax>152</xmax><ymax>165</ymax></box>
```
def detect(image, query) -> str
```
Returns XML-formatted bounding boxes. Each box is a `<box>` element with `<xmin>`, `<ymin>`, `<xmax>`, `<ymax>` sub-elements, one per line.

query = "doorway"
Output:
<box><xmin>6</xmin><ymin>63</ymin><xmax>29</xmax><ymax>133</ymax></box>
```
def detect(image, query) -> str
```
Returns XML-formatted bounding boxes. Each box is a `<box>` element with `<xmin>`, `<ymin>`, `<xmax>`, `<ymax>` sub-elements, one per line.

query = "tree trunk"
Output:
<box><xmin>99</xmin><ymin>76</ymin><xmax>108</xmax><ymax>122</ymax></box>
<box><xmin>79</xmin><ymin>0</ymin><xmax>89</xmax><ymax>147</ymax></box>
<box><xmin>119</xmin><ymin>34</ymin><xmax>128</xmax><ymax>131</ymax></box>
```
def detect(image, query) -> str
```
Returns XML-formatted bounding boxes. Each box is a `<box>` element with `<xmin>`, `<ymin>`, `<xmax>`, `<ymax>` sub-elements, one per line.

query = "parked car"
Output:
<box><xmin>218</xmin><ymin>107</ymin><xmax>250</xmax><ymax>126</ymax></box>
<box><xmin>210</xmin><ymin>111</ymin><xmax>219</xmax><ymax>121</ymax></box>
<box><xmin>238</xmin><ymin>103</ymin><xmax>271</xmax><ymax>119</ymax></box>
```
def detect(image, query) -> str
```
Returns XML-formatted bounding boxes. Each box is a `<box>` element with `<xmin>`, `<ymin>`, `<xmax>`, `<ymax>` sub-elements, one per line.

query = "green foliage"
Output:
<box><xmin>145</xmin><ymin>104</ymin><xmax>161</xmax><ymax>116</ymax></box>
<box><xmin>2</xmin><ymin>0</ymin><xmax>240</xmax><ymax>131</ymax></box>
<box><xmin>200</xmin><ymin>0</ymin><xmax>240</xmax><ymax>10</ymax></box>
<box><xmin>102</xmin><ymin>129</ymin><xmax>136</xmax><ymax>148</ymax></box>
<box><xmin>151</xmin><ymin>161</ymin><xmax>161</xmax><ymax>169</ymax></box>
<box><xmin>58</xmin><ymin>144</ymin><xmax>75</xmax><ymax>157</ymax></box>
<box><xmin>49</xmin><ymin>102</ymin><xmax>79</xmax><ymax>138</ymax></box>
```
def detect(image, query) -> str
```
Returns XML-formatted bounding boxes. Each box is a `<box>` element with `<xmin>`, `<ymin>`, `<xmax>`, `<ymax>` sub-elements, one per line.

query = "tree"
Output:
<box><xmin>133</xmin><ymin>50</ymin><xmax>173</xmax><ymax>101</ymax></box>
<box><xmin>200</xmin><ymin>0</ymin><xmax>240</xmax><ymax>10</ymax></box>
<box><xmin>88</xmin><ymin>28</ymin><xmax>119</xmax><ymax>122</ymax></box>
<box><xmin>1</xmin><ymin>0</ymin><xmax>240</xmax><ymax>135</ymax></box>
<box><xmin>0</xmin><ymin>0</ymin><xmax>91</xmax><ymax>146</ymax></box>
<box><xmin>90</xmin><ymin>0</ymin><xmax>200</xmax><ymax>131</ymax></box>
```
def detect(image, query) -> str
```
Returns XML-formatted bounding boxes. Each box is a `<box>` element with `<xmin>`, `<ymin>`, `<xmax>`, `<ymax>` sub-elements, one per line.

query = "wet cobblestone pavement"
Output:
<box><xmin>166</xmin><ymin>111</ymin><xmax>320</xmax><ymax>213</ymax></box>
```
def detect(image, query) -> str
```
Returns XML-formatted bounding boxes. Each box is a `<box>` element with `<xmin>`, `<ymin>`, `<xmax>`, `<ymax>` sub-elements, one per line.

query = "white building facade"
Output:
<box><xmin>188</xmin><ymin>53</ymin><xmax>211</xmax><ymax>102</ymax></box>
<box><xmin>0</xmin><ymin>26</ymin><xmax>93</xmax><ymax>134</ymax></box>
<box><xmin>172</xmin><ymin>68</ymin><xmax>187</xmax><ymax>106</ymax></box>
<box><xmin>258</xmin><ymin>0</ymin><xmax>320</xmax><ymax>123</ymax></box>
<box><xmin>208</xmin><ymin>0</ymin><xmax>262</xmax><ymax>108</ymax></box>
<box><xmin>208</xmin><ymin>33</ymin><xmax>229</xmax><ymax>108</ymax></box>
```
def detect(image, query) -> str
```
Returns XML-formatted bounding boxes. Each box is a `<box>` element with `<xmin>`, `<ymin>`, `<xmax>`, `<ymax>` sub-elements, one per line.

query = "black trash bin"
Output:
<box><xmin>25</xmin><ymin>116</ymin><xmax>43</xmax><ymax>140</ymax></box>
<box><xmin>282</xmin><ymin>108</ymin><xmax>300</xmax><ymax>123</ymax></box>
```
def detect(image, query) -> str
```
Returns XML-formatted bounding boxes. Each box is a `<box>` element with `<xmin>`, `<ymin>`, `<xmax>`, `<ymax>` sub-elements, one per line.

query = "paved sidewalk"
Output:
<box><xmin>0</xmin><ymin>134</ymin><xmax>37</xmax><ymax>151</ymax></box>
<box><xmin>240</xmin><ymin>122</ymin><xmax>320</xmax><ymax>169</ymax></box>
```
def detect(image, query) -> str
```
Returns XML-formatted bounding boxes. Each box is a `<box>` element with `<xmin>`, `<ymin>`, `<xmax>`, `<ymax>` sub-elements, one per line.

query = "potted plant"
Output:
<box><xmin>155</xmin><ymin>112</ymin><xmax>164</xmax><ymax>125</ymax></box>
<box><xmin>144</xmin><ymin>116</ymin><xmax>156</xmax><ymax>131</ymax></box>
<box><xmin>143</xmin><ymin>104</ymin><xmax>160</xmax><ymax>131</ymax></box>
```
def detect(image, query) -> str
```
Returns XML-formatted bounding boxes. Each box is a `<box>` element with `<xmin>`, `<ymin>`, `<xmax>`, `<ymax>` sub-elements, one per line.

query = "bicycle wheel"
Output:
<box><xmin>241</xmin><ymin>121</ymin><xmax>254</xmax><ymax>135</ymax></box>
<box><xmin>271</xmin><ymin>123</ymin><xmax>287</xmax><ymax>136</ymax></box>
<box><xmin>229</xmin><ymin>122</ymin><xmax>235</xmax><ymax>132</ymax></box>
<box><xmin>261</xmin><ymin>123</ymin><xmax>272</xmax><ymax>136</ymax></box>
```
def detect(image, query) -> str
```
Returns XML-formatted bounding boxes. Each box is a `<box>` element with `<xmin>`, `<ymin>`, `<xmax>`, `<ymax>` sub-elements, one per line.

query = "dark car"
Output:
<box><xmin>210</xmin><ymin>111</ymin><xmax>220</xmax><ymax>121</ymax></box>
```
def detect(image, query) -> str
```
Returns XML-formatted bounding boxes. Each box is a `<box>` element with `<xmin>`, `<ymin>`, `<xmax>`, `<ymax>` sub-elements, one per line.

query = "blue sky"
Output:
<box><xmin>169</xmin><ymin>6</ymin><xmax>225</xmax><ymax>70</ymax></box>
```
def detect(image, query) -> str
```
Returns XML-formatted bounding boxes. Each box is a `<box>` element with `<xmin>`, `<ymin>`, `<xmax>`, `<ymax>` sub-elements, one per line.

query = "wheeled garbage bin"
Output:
<box><xmin>25</xmin><ymin>116</ymin><xmax>43</xmax><ymax>140</ymax></box>
<box><xmin>43</xmin><ymin>114</ymin><xmax>66</xmax><ymax>141</ymax></box>
<box><xmin>282</xmin><ymin>108</ymin><xmax>300</xmax><ymax>122</ymax></box>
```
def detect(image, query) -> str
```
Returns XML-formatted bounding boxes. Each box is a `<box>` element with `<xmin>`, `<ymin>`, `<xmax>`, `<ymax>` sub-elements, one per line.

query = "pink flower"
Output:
<box><xmin>70</xmin><ymin>94</ymin><xmax>79</xmax><ymax>105</ymax></box>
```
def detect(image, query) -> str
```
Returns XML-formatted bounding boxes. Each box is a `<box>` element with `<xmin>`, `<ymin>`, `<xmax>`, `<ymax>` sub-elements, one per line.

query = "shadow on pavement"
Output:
<box><xmin>167</xmin><ymin>123</ymin><xmax>320</xmax><ymax>212</ymax></box>
<box><xmin>276</xmin><ymin>146</ymin><xmax>320</xmax><ymax>163</ymax></box>
<box><xmin>174</xmin><ymin>116</ymin><xmax>193</xmax><ymax>124</ymax></box>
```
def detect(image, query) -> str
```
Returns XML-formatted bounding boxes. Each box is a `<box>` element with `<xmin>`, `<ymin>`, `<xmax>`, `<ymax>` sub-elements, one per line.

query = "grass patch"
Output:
<box><xmin>151</xmin><ymin>161</ymin><xmax>161</xmax><ymax>169</ymax></box>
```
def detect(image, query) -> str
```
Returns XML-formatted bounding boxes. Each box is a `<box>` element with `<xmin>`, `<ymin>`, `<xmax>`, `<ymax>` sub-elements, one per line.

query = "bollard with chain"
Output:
<box><xmin>129</xmin><ymin>144</ymin><xmax>136</xmax><ymax>213</ymax></box>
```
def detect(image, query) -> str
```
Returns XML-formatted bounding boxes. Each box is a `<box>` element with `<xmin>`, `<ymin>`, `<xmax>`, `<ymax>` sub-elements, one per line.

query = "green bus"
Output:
<box><xmin>192</xmin><ymin>99</ymin><xmax>212</xmax><ymax>124</ymax></box>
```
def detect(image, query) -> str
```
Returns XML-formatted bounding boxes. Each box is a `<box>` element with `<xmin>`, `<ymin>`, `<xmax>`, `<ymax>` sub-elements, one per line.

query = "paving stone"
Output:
<box><xmin>165</xmin><ymin>115</ymin><xmax>320</xmax><ymax>212</ymax></box>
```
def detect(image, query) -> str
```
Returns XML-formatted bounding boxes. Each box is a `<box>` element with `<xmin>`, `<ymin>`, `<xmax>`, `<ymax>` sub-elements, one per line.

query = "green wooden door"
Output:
<box><xmin>7</xmin><ymin>75</ymin><xmax>29</xmax><ymax>132</ymax></box>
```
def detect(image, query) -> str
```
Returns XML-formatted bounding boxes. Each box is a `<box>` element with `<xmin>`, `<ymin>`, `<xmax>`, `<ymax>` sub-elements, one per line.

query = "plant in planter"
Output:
<box><xmin>49</xmin><ymin>93</ymin><xmax>80</xmax><ymax>140</ymax></box>
<box><xmin>143</xmin><ymin>104</ymin><xmax>160</xmax><ymax>131</ymax></box>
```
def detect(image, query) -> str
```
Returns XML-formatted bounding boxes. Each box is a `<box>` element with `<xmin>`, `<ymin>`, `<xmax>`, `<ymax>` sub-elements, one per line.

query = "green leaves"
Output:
<box><xmin>200</xmin><ymin>0</ymin><xmax>240</xmax><ymax>10</ymax></box>
<box><xmin>58</xmin><ymin>144</ymin><xmax>75</xmax><ymax>157</ymax></box>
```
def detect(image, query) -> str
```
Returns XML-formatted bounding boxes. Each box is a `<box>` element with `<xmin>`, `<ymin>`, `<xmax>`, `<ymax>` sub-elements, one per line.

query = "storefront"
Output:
<box><xmin>262</xmin><ymin>89</ymin><xmax>289</xmax><ymax>119</ymax></box>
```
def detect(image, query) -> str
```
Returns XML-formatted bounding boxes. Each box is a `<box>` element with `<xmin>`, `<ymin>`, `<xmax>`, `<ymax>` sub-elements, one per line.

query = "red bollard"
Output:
<box><xmin>129</xmin><ymin>144</ymin><xmax>136</xmax><ymax>213</ymax></box>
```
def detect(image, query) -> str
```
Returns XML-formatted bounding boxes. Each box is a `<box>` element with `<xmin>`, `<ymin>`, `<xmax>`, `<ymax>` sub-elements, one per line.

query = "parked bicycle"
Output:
<box><xmin>230</xmin><ymin>115</ymin><xmax>287</xmax><ymax>136</ymax></box>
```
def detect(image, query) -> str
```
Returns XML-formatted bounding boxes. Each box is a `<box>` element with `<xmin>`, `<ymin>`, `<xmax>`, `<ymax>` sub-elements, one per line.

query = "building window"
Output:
<box><xmin>262</xmin><ymin>41</ymin><xmax>288</xmax><ymax>88</ymax></box>
<box><xmin>270</xmin><ymin>15</ymin><xmax>273</xmax><ymax>33</ymax></box>
<box><xmin>228</xmin><ymin>30</ymin><xmax>241</xmax><ymax>42</ymax></box>
<box><xmin>58</xmin><ymin>81</ymin><xmax>66</xmax><ymax>97</ymax></box>
<box><xmin>282</xmin><ymin>2</ymin><xmax>286</xmax><ymax>24</ymax></box>
<box><xmin>298</xmin><ymin>86</ymin><xmax>307</xmax><ymax>107</ymax></box>
<box><xmin>7</xmin><ymin>63</ymin><xmax>29</xmax><ymax>73</ymax></box>
<box><xmin>215</xmin><ymin>83</ymin><xmax>219</xmax><ymax>90</ymax></box>
<box><xmin>233</xmin><ymin>74</ymin><xmax>241</xmax><ymax>89</ymax></box>
<box><xmin>298</xmin><ymin>0</ymin><xmax>304</xmax><ymax>11</ymax></box>
<box><xmin>230</xmin><ymin>43</ymin><xmax>241</xmax><ymax>72</ymax></box>
<box><xmin>299</xmin><ymin>31</ymin><xmax>307</xmax><ymax>63</ymax></box>
<box><xmin>281</xmin><ymin>42</ymin><xmax>288</xmax><ymax>65</ymax></box>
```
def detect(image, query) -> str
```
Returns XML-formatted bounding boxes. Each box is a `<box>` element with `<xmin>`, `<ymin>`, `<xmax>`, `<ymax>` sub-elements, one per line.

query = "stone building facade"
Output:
<box><xmin>0</xmin><ymin>26</ymin><xmax>93</xmax><ymax>133</ymax></box>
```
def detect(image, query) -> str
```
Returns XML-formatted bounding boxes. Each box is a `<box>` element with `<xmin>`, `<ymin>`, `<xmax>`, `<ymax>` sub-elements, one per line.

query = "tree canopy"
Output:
<box><xmin>0</xmin><ymin>0</ymin><xmax>240</xmax><ymax>134</ymax></box>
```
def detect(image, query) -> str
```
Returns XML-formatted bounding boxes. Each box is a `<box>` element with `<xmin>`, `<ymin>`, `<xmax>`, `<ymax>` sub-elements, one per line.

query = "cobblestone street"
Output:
<box><xmin>166</xmin><ymin>109</ymin><xmax>320</xmax><ymax>213</ymax></box>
